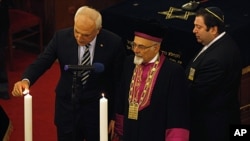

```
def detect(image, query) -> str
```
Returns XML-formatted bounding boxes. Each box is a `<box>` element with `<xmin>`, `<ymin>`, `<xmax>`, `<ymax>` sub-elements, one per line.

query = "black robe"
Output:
<box><xmin>115</xmin><ymin>54</ymin><xmax>190</xmax><ymax>141</ymax></box>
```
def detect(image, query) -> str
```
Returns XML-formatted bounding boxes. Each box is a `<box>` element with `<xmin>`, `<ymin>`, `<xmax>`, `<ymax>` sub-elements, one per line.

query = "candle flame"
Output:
<box><xmin>102</xmin><ymin>93</ymin><xmax>105</xmax><ymax>97</ymax></box>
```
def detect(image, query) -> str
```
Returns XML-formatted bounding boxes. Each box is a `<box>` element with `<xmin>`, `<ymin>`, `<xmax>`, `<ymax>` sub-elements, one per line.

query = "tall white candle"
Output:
<box><xmin>100</xmin><ymin>93</ymin><xmax>108</xmax><ymax>141</ymax></box>
<box><xmin>24</xmin><ymin>92</ymin><xmax>32</xmax><ymax>141</ymax></box>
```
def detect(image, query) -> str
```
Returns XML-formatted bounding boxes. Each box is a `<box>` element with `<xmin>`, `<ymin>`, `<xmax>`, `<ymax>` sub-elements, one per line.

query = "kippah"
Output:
<box><xmin>205</xmin><ymin>7</ymin><xmax>224</xmax><ymax>23</ymax></box>
<box><xmin>134</xmin><ymin>19</ymin><xmax>165</xmax><ymax>42</ymax></box>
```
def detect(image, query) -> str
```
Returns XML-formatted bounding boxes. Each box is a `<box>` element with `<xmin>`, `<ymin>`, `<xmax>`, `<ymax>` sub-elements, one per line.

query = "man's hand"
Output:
<box><xmin>12</xmin><ymin>80</ymin><xmax>30</xmax><ymax>96</ymax></box>
<box><xmin>109</xmin><ymin>120</ymin><xmax>115</xmax><ymax>138</ymax></box>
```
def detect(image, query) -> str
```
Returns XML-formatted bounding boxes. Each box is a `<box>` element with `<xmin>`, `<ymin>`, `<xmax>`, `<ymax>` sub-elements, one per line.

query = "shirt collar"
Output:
<box><xmin>206</xmin><ymin>31</ymin><xmax>226</xmax><ymax>48</ymax></box>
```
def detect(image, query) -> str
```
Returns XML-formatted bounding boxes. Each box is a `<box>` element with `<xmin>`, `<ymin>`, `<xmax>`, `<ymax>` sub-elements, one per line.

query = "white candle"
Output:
<box><xmin>100</xmin><ymin>93</ymin><xmax>108</xmax><ymax>141</ymax></box>
<box><xmin>24</xmin><ymin>92</ymin><xmax>32</xmax><ymax>141</ymax></box>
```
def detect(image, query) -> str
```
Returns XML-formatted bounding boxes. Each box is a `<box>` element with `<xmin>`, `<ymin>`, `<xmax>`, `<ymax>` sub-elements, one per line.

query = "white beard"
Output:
<box><xmin>134</xmin><ymin>56</ymin><xmax>143</xmax><ymax>65</ymax></box>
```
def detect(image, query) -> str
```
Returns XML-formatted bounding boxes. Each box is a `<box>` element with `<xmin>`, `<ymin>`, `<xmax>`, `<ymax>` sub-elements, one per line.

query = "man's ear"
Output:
<box><xmin>154</xmin><ymin>45</ymin><xmax>160</xmax><ymax>53</ymax></box>
<box><xmin>210</xmin><ymin>26</ymin><xmax>218</xmax><ymax>35</ymax></box>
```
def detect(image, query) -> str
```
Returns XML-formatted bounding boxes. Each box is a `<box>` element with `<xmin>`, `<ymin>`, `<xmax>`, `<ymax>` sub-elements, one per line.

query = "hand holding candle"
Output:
<box><xmin>24</xmin><ymin>89</ymin><xmax>32</xmax><ymax>141</ymax></box>
<box><xmin>100</xmin><ymin>93</ymin><xmax>108</xmax><ymax>141</ymax></box>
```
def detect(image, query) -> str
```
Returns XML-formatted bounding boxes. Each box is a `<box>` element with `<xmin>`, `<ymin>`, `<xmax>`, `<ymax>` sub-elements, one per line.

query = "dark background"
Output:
<box><xmin>101</xmin><ymin>0</ymin><xmax>250</xmax><ymax>68</ymax></box>
<box><xmin>5</xmin><ymin>0</ymin><xmax>249</xmax><ymax>68</ymax></box>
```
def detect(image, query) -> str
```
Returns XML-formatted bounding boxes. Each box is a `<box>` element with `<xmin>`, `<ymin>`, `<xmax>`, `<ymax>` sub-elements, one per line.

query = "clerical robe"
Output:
<box><xmin>114</xmin><ymin>53</ymin><xmax>190</xmax><ymax>141</ymax></box>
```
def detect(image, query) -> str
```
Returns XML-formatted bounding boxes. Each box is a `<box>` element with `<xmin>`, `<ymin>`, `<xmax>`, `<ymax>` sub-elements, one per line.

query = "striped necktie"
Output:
<box><xmin>81</xmin><ymin>44</ymin><xmax>91</xmax><ymax>85</ymax></box>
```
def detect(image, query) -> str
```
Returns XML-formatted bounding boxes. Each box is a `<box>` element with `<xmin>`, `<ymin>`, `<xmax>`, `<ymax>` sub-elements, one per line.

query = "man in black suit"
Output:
<box><xmin>12</xmin><ymin>6</ymin><xmax>126</xmax><ymax>141</ymax></box>
<box><xmin>0</xmin><ymin>0</ymin><xmax>10</xmax><ymax>100</ymax></box>
<box><xmin>185</xmin><ymin>7</ymin><xmax>242</xmax><ymax>141</ymax></box>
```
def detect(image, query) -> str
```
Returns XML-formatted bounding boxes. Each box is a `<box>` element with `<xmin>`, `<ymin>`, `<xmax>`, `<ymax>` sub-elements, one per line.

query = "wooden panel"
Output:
<box><xmin>15</xmin><ymin>0</ymin><xmax>124</xmax><ymax>44</ymax></box>
<box><xmin>54</xmin><ymin>0</ymin><xmax>78</xmax><ymax>30</ymax></box>
<box><xmin>241</xmin><ymin>105</ymin><xmax>250</xmax><ymax>125</ymax></box>
<box><xmin>240</xmin><ymin>66</ymin><xmax>250</xmax><ymax>124</ymax></box>
<box><xmin>54</xmin><ymin>0</ymin><xmax>124</xmax><ymax>31</ymax></box>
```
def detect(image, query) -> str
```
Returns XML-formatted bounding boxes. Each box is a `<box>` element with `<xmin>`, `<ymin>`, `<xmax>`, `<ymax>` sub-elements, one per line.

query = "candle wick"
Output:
<box><xmin>23</xmin><ymin>89</ymin><xmax>30</xmax><ymax>95</ymax></box>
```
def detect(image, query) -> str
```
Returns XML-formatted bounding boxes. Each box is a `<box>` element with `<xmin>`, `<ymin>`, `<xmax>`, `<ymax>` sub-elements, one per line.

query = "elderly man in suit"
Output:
<box><xmin>12</xmin><ymin>6</ymin><xmax>126</xmax><ymax>141</ymax></box>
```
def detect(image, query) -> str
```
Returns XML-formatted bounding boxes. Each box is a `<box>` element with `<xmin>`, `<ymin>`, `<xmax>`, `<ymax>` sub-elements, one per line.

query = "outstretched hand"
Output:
<box><xmin>12</xmin><ymin>80</ymin><xmax>30</xmax><ymax>97</ymax></box>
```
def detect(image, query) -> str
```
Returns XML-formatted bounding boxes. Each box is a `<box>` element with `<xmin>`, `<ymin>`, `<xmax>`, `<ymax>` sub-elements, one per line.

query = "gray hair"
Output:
<box><xmin>74</xmin><ymin>6</ymin><xmax>102</xmax><ymax>29</ymax></box>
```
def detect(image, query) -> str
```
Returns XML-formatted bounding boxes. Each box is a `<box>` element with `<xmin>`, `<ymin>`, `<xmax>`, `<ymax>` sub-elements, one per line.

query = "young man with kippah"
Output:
<box><xmin>185</xmin><ymin>7</ymin><xmax>242</xmax><ymax>141</ymax></box>
<box><xmin>110</xmin><ymin>21</ymin><xmax>190</xmax><ymax>141</ymax></box>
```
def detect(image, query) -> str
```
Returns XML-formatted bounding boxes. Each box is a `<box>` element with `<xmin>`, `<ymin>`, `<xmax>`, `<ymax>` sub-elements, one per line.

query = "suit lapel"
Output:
<box><xmin>92</xmin><ymin>31</ymin><xmax>106</xmax><ymax>62</ymax></box>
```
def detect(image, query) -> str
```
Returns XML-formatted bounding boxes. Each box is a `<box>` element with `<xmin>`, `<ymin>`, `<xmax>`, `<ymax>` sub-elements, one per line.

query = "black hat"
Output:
<box><xmin>205</xmin><ymin>7</ymin><xmax>224</xmax><ymax>23</ymax></box>
<box><xmin>134</xmin><ymin>19</ymin><xmax>165</xmax><ymax>42</ymax></box>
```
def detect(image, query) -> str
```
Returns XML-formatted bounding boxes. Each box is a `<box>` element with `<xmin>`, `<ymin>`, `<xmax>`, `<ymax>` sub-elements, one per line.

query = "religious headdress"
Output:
<box><xmin>205</xmin><ymin>7</ymin><xmax>224</xmax><ymax>23</ymax></box>
<box><xmin>134</xmin><ymin>19</ymin><xmax>166</xmax><ymax>42</ymax></box>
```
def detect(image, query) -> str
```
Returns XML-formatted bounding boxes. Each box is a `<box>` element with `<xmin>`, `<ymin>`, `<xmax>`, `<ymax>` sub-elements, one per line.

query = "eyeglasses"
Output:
<box><xmin>131</xmin><ymin>42</ymin><xmax>157</xmax><ymax>50</ymax></box>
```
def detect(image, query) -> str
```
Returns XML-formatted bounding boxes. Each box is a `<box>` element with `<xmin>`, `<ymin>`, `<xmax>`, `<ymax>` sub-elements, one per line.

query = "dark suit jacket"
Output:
<box><xmin>0</xmin><ymin>0</ymin><xmax>10</xmax><ymax>91</ymax></box>
<box><xmin>185</xmin><ymin>33</ymin><xmax>242</xmax><ymax>141</ymax></box>
<box><xmin>22</xmin><ymin>27</ymin><xmax>126</xmax><ymax>132</ymax></box>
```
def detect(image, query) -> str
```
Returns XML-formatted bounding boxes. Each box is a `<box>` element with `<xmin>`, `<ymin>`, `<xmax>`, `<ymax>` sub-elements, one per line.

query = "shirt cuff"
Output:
<box><xmin>22</xmin><ymin>78</ymin><xmax>30</xmax><ymax>86</ymax></box>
